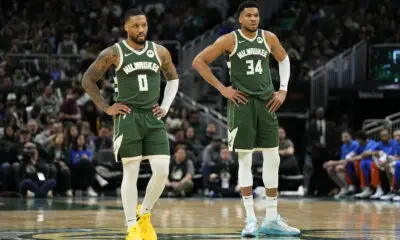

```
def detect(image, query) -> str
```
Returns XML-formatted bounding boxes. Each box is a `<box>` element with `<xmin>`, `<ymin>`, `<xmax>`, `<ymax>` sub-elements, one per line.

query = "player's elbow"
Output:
<box><xmin>192</xmin><ymin>56</ymin><xmax>204</xmax><ymax>70</ymax></box>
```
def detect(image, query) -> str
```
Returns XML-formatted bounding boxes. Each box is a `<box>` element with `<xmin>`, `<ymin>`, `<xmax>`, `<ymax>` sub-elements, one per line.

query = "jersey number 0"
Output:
<box><xmin>138</xmin><ymin>74</ymin><xmax>148</xmax><ymax>91</ymax></box>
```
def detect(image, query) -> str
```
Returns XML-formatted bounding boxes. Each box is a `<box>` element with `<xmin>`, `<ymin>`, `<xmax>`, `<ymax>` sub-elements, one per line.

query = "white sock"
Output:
<box><xmin>141</xmin><ymin>157</ymin><xmax>170</xmax><ymax>215</ymax></box>
<box><xmin>266</xmin><ymin>196</ymin><xmax>278</xmax><ymax>220</ymax></box>
<box><xmin>242</xmin><ymin>195</ymin><xmax>256</xmax><ymax>219</ymax></box>
<box><xmin>349</xmin><ymin>185</ymin><xmax>355</xmax><ymax>191</ymax></box>
<box><xmin>121</xmin><ymin>159</ymin><xmax>141</xmax><ymax>230</ymax></box>
<box><xmin>336</xmin><ymin>172</ymin><xmax>348</xmax><ymax>188</ymax></box>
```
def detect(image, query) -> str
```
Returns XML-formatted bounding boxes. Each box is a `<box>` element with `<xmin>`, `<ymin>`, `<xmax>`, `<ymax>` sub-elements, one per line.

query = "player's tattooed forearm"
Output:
<box><xmin>82</xmin><ymin>46</ymin><xmax>118</xmax><ymax>112</ymax></box>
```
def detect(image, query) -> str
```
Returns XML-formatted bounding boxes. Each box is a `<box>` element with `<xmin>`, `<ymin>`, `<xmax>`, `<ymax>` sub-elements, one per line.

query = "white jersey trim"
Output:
<box><xmin>238</xmin><ymin>29</ymin><xmax>258</xmax><ymax>42</ymax></box>
<box><xmin>229</xmin><ymin>32</ymin><xmax>239</xmax><ymax>57</ymax></box>
<box><xmin>153</xmin><ymin>42</ymin><xmax>162</xmax><ymax>66</ymax></box>
<box><xmin>115</xmin><ymin>43</ymin><xmax>123</xmax><ymax>71</ymax></box>
<box><xmin>262</xmin><ymin>31</ymin><xmax>271</xmax><ymax>53</ymax></box>
<box><xmin>122</xmin><ymin>40</ymin><xmax>148</xmax><ymax>55</ymax></box>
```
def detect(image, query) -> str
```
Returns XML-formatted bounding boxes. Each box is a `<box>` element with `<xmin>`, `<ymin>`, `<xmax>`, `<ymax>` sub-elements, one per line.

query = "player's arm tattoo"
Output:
<box><xmin>157</xmin><ymin>45</ymin><xmax>178</xmax><ymax>80</ymax></box>
<box><xmin>82</xmin><ymin>45</ymin><xmax>119</xmax><ymax>112</ymax></box>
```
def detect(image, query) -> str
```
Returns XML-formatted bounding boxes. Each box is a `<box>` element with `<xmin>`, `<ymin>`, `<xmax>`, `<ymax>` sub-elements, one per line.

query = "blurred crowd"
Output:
<box><xmin>0</xmin><ymin>0</ymin><xmax>239</xmax><ymax>55</ymax></box>
<box><xmin>264</xmin><ymin>0</ymin><xmax>400</xmax><ymax>81</ymax></box>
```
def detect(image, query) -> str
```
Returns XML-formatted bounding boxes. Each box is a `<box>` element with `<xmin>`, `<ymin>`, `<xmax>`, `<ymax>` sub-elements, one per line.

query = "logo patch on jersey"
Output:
<box><xmin>147</xmin><ymin>50</ymin><xmax>155</xmax><ymax>58</ymax></box>
<box><xmin>257</xmin><ymin>37</ymin><xmax>263</xmax><ymax>44</ymax></box>
<box><xmin>124</xmin><ymin>52</ymin><xmax>133</xmax><ymax>57</ymax></box>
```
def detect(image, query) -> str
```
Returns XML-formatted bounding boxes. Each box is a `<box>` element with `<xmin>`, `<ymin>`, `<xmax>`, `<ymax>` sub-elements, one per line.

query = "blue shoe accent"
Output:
<box><xmin>259</xmin><ymin>215</ymin><xmax>301</xmax><ymax>236</ymax></box>
<box><xmin>241</xmin><ymin>217</ymin><xmax>258</xmax><ymax>237</ymax></box>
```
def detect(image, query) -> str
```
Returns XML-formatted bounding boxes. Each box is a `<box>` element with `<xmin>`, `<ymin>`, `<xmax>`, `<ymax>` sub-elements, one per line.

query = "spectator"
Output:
<box><xmin>94</xmin><ymin>124</ymin><xmax>113</xmax><ymax>152</ymax></box>
<box><xmin>64</xmin><ymin>124</ymin><xmax>79</xmax><ymax>148</ymax></box>
<box><xmin>278</xmin><ymin>127</ymin><xmax>300</xmax><ymax>176</ymax></box>
<box><xmin>26</xmin><ymin>119</ymin><xmax>39</xmax><ymax>139</ymax></box>
<box><xmin>360</xmin><ymin>129</ymin><xmax>397</xmax><ymax>200</ymax></box>
<box><xmin>201</xmin><ymin>122</ymin><xmax>217</xmax><ymax>146</ymax></box>
<box><xmin>323</xmin><ymin>130</ymin><xmax>359</xmax><ymax>199</ymax></box>
<box><xmin>34</xmin><ymin>120</ymin><xmax>58</xmax><ymax>149</ymax></box>
<box><xmin>189</xmin><ymin>109</ymin><xmax>204</xmax><ymax>138</ymax></box>
<box><xmin>48</xmin><ymin>133</ymin><xmax>72</xmax><ymax>197</ymax></box>
<box><xmin>81</xmin><ymin>101</ymin><xmax>99</xmax><ymax>135</ymax></box>
<box><xmin>17</xmin><ymin>142</ymin><xmax>56</xmax><ymax>198</ymax></box>
<box><xmin>304</xmin><ymin>107</ymin><xmax>338</xmax><ymax>196</ymax></box>
<box><xmin>390</xmin><ymin>129</ymin><xmax>400</xmax><ymax>201</ymax></box>
<box><xmin>48</xmin><ymin>60</ymin><xmax>66</xmax><ymax>81</ymax></box>
<box><xmin>69</xmin><ymin>134</ymin><xmax>97</xmax><ymax>197</ymax></box>
<box><xmin>35</xmin><ymin>86</ymin><xmax>62</xmax><ymax>113</ymax></box>
<box><xmin>57</xmin><ymin>32</ymin><xmax>78</xmax><ymax>55</ymax></box>
<box><xmin>59</xmin><ymin>90</ymin><xmax>81</xmax><ymax>123</ymax></box>
<box><xmin>185</xmin><ymin>126</ymin><xmax>204</xmax><ymax>158</ymax></box>
<box><xmin>165</xmin><ymin>147</ymin><xmax>195</xmax><ymax>197</ymax></box>
<box><xmin>207</xmin><ymin>145</ymin><xmax>239</xmax><ymax>197</ymax></box>
<box><xmin>350</xmin><ymin>131</ymin><xmax>378</xmax><ymax>199</ymax></box>
<box><xmin>80</xmin><ymin>121</ymin><xmax>96</xmax><ymax>153</ymax></box>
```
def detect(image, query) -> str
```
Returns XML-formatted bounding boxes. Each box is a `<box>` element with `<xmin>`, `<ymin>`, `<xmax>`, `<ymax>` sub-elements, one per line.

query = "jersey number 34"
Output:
<box><xmin>246</xmin><ymin>60</ymin><xmax>263</xmax><ymax>75</ymax></box>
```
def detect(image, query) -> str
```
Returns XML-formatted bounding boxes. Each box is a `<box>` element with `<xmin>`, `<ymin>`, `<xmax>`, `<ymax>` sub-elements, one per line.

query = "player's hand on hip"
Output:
<box><xmin>266</xmin><ymin>90</ymin><xmax>286</xmax><ymax>112</ymax></box>
<box><xmin>105</xmin><ymin>103</ymin><xmax>131</xmax><ymax>116</ymax></box>
<box><xmin>220</xmin><ymin>86</ymin><xmax>248</xmax><ymax>107</ymax></box>
<box><xmin>153</xmin><ymin>104</ymin><xmax>167</xmax><ymax>119</ymax></box>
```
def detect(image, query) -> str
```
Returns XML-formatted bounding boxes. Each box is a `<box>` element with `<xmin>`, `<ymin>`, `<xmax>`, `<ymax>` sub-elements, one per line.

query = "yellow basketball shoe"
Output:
<box><xmin>137</xmin><ymin>205</ymin><xmax>157</xmax><ymax>240</ymax></box>
<box><xmin>126</xmin><ymin>224</ymin><xmax>142</xmax><ymax>240</ymax></box>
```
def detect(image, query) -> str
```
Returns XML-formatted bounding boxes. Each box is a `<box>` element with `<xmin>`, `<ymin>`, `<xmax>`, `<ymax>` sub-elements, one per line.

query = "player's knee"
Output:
<box><xmin>238</xmin><ymin>152</ymin><xmax>252</xmax><ymax>170</ymax></box>
<box><xmin>149</xmin><ymin>156</ymin><xmax>170</xmax><ymax>179</ymax></box>
<box><xmin>262</xmin><ymin>149</ymin><xmax>280</xmax><ymax>188</ymax></box>
<box><xmin>335</xmin><ymin>165</ymin><xmax>344</xmax><ymax>173</ymax></box>
<box><xmin>238</xmin><ymin>152</ymin><xmax>253</xmax><ymax>187</ymax></box>
<box><xmin>262</xmin><ymin>149</ymin><xmax>280</xmax><ymax>171</ymax></box>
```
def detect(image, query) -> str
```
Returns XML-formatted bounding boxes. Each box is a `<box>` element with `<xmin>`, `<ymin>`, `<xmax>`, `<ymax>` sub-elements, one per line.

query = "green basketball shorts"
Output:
<box><xmin>113</xmin><ymin>109</ymin><xmax>170</xmax><ymax>161</ymax></box>
<box><xmin>227</xmin><ymin>96</ymin><xmax>279</xmax><ymax>152</ymax></box>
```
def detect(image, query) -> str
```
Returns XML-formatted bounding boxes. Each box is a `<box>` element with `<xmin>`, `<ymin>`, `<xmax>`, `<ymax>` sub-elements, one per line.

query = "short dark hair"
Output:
<box><xmin>354</xmin><ymin>130</ymin><xmax>367</xmax><ymax>141</ymax></box>
<box><xmin>124</xmin><ymin>8</ymin><xmax>146</xmax><ymax>23</ymax></box>
<box><xmin>237</xmin><ymin>0</ymin><xmax>260</xmax><ymax>15</ymax></box>
<box><xmin>342</xmin><ymin>129</ymin><xmax>353</xmax><ymax>136</ymax></box>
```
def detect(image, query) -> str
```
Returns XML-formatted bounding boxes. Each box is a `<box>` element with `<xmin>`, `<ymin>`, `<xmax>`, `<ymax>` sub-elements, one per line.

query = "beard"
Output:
<box><xmin>129</xmin><ymin>35</ymin><xmax>146</xmax><ymax>45</ymax></box>
<box><xmin>244</xmin><ymin>26</ymin><xmax>258</xmax><ymax>33</ymax></box>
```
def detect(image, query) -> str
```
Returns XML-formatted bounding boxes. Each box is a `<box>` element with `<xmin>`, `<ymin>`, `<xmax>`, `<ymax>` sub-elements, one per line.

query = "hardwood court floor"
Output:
<box><xmin>0</xmin><ymin>197</ymin><xmax>400</xmax><ymax>239</ymax></box>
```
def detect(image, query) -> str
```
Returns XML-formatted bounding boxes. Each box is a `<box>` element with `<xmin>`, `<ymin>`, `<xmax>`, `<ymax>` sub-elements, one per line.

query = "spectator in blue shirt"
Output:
<box><xmin>350</xmin><ymin>132</ymin><xmax>378</xmax><ymax>199</ymax></box>
<box><xmin>391</xmin><ymin>129</ymin><xmax>400</xmax><ymax>201</ymax></box>
<box><xmin>362</xmin><ymin>129</ymin><xmax>397</xmax><ymax>200</ymax></box>
<box><xmin>323</xmin><ymin>130</ymin><xmax>359</xmax><ymax>199</ymax></box>
<box><xmin>69</xmin><ymin>134</ymin><xmax>97</xmax><ymax>197</ymax></box>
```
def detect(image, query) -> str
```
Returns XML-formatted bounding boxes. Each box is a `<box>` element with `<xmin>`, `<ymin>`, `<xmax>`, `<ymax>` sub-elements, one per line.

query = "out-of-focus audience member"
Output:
<box><xmin>17</xmin><ymin>142</ymin><xmax>56</xmax><ymax>198</ymax></box>
<box><xmin>165</xmin><ymin>147</ymin><xmax>195</xmax><ymax>197</ymax></box>
<box><xmin>207</xmin><ymin>145</ymin><xmax>239</xmax><ymax>197</ymax></box>
<box><xmin>278</xmin><ymin>127</ymin><xmax>300</xmax><ymax>175</ymax></box>
<box><xmin>323</xmin><ymin>130</ymin><xmax>359</xmax><ymax>199</ymax></box>
<box><xmin>361</xmin><ymin>129</ymin><xmax>397</xmax><ymax>200</ymax></box>
<box><xmin>69</xmin><ymin>134</ymin><xmax>97</xmax><ymax>197</ymax></box>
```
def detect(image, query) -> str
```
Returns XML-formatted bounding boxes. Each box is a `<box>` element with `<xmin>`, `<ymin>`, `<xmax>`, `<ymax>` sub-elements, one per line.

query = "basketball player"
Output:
<box><xmin>192</xmin><ymin>1</ymin><xmax>300</xmax><ymax>237</ymax></box>
<box><xmin>82</xmin><ymin>9</ymin><xmax>179</xmax><ymax>240</ymax></box>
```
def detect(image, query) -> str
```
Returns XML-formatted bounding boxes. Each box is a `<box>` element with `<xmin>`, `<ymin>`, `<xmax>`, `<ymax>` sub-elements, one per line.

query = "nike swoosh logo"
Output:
<box><xmin>124</xmin><ymin>53</ymin><xmax>133</xmax><ymax>57</ymax></box>
<box><xmin>238</xmin><ymin>40</ymin><xmax>245</xmax><ymax>43</ymax></box>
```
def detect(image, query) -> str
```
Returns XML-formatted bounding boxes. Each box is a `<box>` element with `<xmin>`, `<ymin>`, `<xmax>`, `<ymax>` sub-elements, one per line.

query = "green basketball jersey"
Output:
<box><xmin>228</xmin><ymin>29</ymin><xmax>274</xmax><ymax>100</ymax></box>
<box><xmin>113</xmin><ymin>40</ymin><xmax>161</xmax><ymax>109</ymax></box>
